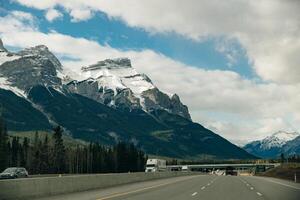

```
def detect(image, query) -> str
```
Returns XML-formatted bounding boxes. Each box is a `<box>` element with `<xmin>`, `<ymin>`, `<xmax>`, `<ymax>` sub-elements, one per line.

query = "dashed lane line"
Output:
<box><xmin>191</xmin><ymin>192</ymin><xmax>198</xmax><ymax>196</ymax></box>
<box><xmin>96</xmin><ymin>176</ymin><xmax>199</xmax><ymax>200</ymax></box>
<box><xmin>256</xmin><ymin>192</ymin><xmax>262</xmax><ymax>196</ymax></box>
<box><xmin>239</xmin><ymin>178</ymin><xmax>264</xmax><ymax>198</ymax></box>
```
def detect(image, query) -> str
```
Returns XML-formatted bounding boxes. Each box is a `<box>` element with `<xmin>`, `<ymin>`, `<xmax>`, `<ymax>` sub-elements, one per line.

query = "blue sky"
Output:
<box><xmin>2</xmin><ymin>0</ymin><xmax>254</xmax><ymax>78</ymax></box>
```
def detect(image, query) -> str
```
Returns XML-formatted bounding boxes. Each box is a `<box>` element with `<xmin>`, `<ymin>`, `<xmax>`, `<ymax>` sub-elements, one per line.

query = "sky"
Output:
<box><xmin>0</xmin><ymin>0</ymin><xmax>300</xmax><ymax>145</ymax></box>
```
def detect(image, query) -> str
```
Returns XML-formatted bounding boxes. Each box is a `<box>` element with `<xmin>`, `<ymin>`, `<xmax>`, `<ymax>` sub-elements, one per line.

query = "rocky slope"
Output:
<box><xmin>0</xmin><ymin>40</ymin><xmax>62</xmax><ymax>92</ymax></box>
<box><xmin>0</xmin><ymin>40</ymin><xmax>255</xmax><ymax>159</ymax></box>
<box><xmin>282</xmin><ymin>136</ymin><xmax>300</xmax><ymax>156</ymax></box>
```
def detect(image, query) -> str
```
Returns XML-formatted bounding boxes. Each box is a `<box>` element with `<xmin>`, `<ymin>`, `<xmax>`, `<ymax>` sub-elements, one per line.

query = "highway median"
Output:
<box><xmin>0</xmin><ymin>172</ymin><xmax>195</xmax><ymax>200</ymax></box>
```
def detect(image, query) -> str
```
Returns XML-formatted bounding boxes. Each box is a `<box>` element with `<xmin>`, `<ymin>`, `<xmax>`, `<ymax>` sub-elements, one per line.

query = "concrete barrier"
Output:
<box><xmin>0</xmin><ymin>172</ymin><xmax>195</xmax><ymax>200</ymax></box>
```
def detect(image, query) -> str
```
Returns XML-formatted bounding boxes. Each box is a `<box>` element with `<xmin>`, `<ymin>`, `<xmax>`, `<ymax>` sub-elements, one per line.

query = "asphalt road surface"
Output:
<box><xmin>36</xmin><ymin>175</ymin><xmax>300</xmax><ymax>200</ymax></box>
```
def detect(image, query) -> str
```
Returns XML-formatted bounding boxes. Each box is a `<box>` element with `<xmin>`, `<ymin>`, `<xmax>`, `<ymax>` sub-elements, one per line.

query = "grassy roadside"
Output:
<box><xmin>257</xmin><ymin>163</ymin><xmax>300</xmax><ymax>183</ymax></box>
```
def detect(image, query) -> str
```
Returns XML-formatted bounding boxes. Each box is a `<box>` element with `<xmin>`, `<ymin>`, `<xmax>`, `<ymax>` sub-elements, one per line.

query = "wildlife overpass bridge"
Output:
<box><xmin>167</xmin><ymin>163</ymin><xmax>281</xmax><ymax>174</ymax></box>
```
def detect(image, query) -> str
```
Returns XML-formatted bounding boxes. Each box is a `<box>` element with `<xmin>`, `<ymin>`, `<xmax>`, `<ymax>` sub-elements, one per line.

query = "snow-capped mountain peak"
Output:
<box><xmin>260</xmin><ymin>131</ymin><xmax>299</xmax><ymax>149</ymax></box>
<box><xmin>18</xmin><ymin>45</ymin><xmax>63</xmax><ymax>71</ymax></box>
<box><xmin>244</xmin><ymin>130</ymin><xmax>300</xmax><ymax>158</ymax></box>
<box><xmin>80</xmin><ymin>58</ymin><xmax>155</xmax><ymax>95</ymax></box>
<box><xmin>67</xmin><ymin>57</ymin><xmax>191</xmax><ymax>119</ymax></box>
<box><xmin>82</xmin><ymin>58</ymin><xmax>132</xmax><ymax>70</ymax></box>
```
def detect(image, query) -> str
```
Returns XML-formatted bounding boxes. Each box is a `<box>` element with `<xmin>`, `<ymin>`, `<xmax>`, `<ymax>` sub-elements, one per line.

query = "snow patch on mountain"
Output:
<box><xmin>0</xmin><ymin>51</ymin><xmax>20</xmax><ymax>66</ymax></box>
<box><xmin>0</xmin><ymin>77</ymin><xmax>26</xmax><ymax>97</ymax></box>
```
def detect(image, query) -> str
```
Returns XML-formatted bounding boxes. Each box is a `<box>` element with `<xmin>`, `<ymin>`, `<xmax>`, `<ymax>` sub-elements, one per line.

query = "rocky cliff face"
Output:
<box><xmin>0</xmin><ymin>39</ymin><xmax>7</xmax><ymax>52</ymax></box>
<box><xmin>0</xmin><ymin>44</ymin><xmax>62</xmax><ymax>92</ymax></box>
<box><xmin>67</xmin><ymin>58</ymin><xmax>191</xmax><ymax>119</ymax></box>
<box><xmin>142</xmin><ymin>88</ymin><xmax>191</xmax><ymax>120</ymax></box>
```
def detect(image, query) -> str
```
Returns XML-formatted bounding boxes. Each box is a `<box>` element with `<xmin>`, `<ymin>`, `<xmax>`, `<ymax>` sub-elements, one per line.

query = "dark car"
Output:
<box><xmin>225</xmin><ymin>166</ymin><xmax>237</xmax><ymax>176</ymax></box>
<box><xmin>0</xmin><ymin>167</ymin><xmax>29</xmax><ymax>179</ymax></box>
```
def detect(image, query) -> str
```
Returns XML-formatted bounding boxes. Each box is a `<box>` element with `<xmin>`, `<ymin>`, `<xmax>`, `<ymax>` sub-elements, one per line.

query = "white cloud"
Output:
<box><xmin>1</xmin><ymin>9</ymin><xmax>300</xmax><ymax>144</ymax></box>
<box><xmin>0</xmin><ymin>11</ymin><xmax>37</xmax><ymax>32</ymax></box>
<box><xmin>69</xmin><ymin>9</ymin><xmax>93</xmax><ymax>22</ymax></box>
<box><xmin>10</xmin><ymin>10</ymin><xmax>34</xmax><ymax>21</ymax></box>
<box><xmin>45</xmin><ymin>9</ymin><xmax>63</xmax><ymax>22</ymax></box>
<box><xmin>15</xmin><ymin>0</ymin><xmax>300</xmax><ymax>84</ymax></box>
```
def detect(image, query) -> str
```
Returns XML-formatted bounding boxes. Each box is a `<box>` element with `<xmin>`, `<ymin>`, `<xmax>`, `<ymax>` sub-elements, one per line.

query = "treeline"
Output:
<box><xmin>280</xmin><ymin>153</ymin><xmax>300</xmax><ymax>163</ymax></box>
<box><xmin>0</xmin><ymin>118</ymin><xmax>147</xmax><ymax>174</ymax></box>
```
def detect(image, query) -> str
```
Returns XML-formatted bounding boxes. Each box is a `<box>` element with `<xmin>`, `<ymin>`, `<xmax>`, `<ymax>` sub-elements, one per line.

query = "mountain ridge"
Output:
<box><xmin>0</xmin><ymin>40</ymin><xmax>255</xmax><ymax>159</ymax></box>
<box><xmin>244</xmin><ymin>131</ymin><xmax>300</xmax><ymax>158</ymax></box>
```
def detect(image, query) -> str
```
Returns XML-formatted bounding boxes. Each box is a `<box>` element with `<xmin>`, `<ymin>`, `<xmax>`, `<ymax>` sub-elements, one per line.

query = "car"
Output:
<box><xmin>225</xmin><ymin>166</ymin><xmax>237</xmax><ymax>176</ymax></box>
<box><xmin>0</xmin><ymin>167</ymin><xmax>29</xmax><ymax>179</ymax></box>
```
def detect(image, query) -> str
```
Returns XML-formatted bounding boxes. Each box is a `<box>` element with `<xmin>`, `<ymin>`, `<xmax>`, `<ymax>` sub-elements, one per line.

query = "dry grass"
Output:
<box><xmin>258</xmin><ymin>163</ymin><xmax>300</xmax><ymax>183</ymax></box>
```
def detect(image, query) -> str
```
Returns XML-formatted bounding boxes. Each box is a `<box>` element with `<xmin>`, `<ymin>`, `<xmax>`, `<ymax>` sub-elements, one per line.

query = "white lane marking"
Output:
<box><xmin>256</xmin><ymin>192</ymin><xmax>262</xmax><ymax>196</ymax></box>
<box><xmin>250</xmin><ymin>187</ymin><xmax>254</xmax><ymax>190</ymax></box>
<box><xmin>96</xmin><ymin>176</ymin><xmax>200</xmax><ymax>200</ymax></box>
<box><xmin>191</xmin><ymin>192</ymin><xmax>198</xmax><ymax>196</ymax></box>
<box><xmin>201</xmin><ymin>186</ymin><xmax>206</xmax><ymax>190</ymax></box>
<box><xmin>260</xmin><ymin>178</ymin><xmax>300</xmax><ymax>190</ymax></box>
<box><xmin>207</xmin><ymin>183</ymin><xmax>211</xmax><ymax>186</ymax></box>
<box><xmin>246</xmin><ymin>183</ymin><xmax>250</xmax><ymax>186</ymax></box>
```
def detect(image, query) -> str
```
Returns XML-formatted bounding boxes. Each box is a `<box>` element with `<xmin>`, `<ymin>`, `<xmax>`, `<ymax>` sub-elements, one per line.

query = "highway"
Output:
<box><xmin>35</xmin><ymin>175</ymin><xmax>300</xmax><ymax>200</ymax></box>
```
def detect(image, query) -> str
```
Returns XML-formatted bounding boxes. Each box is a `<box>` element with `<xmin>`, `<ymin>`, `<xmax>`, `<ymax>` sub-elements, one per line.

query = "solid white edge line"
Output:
<box><xmin>263</xmin><ymin>178</ymin><xmax>300</xmax><ymax>190</ymax></box>
<box><xmin>251</xmin><ymin>177</ymin><xmax>300</xmax><ymax>190</ymax></box>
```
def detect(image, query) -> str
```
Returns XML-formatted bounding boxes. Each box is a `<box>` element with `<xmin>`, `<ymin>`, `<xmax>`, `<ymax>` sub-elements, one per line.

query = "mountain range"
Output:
<box><xmin>0</xmin><ymin>39</ymin><xmax>255</xmax><ymax>159</ymax></box>
<box><xmin>243</xmin><ymin>131</ymin><xmax>300</xmax><ymax>158</ymax></box>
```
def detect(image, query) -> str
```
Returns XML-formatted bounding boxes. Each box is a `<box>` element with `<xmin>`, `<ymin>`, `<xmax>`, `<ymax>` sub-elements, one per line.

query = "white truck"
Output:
<box><xmin>181</xmin><ymin>165</ymin><xmax>189</xmax><ymax>172</ymax></box>
<box><xmin>145</xmin><ymin>159</ymin><xmax>167</xmax><ymax>172</ymax></box>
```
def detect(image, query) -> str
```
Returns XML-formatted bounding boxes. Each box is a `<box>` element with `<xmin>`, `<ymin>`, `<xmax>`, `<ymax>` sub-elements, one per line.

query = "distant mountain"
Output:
<box><xmin>0</xmin><ymin>39</ymin><xmax>255</xmax><ymax>159</ymax></box>
<box><xmin>244</xmin><ymin>131</ymin><xmax>300</xmax><ymax>158</ymax></box>
<box><xmin>282</xmin><ymin>136</ymin><xmax>300</xmax><ymax>155</ymax></box>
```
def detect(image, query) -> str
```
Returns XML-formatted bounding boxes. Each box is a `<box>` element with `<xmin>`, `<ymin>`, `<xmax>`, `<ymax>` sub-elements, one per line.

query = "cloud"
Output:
<box><xmin>0</xmin><ymin>10</ymin><xmax>37</xmax><ymax>32</ymax></box>
<box><xmin>45</xmin><ymin>9</ymin><xmax>63</xmax><ymax>22</ymax></box>
<box><xmin>1</xmin><ymin>9</ymin><xmax>300</xmax><ymax>144</ymax></box>
<box><xmin>15</xmin><ymin>0</ymin><xmax>300</xmax><ymax>85</ymax></box>
<box><xmin>69</xmin><ymin>9</ymin><xmax>93</xmax><ymax>22</ymax></box>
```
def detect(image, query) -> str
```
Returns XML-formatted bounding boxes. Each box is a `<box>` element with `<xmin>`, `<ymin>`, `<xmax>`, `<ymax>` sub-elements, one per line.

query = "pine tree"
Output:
<box><xmin>52</xmin><ymin>126</ymin><xmax>66</xmax><ymax>174</ymax></box>
<box><xmin>0</xmin><ymin>117</ymin><xmax>8</xmax><ymax>171</ymax></box>
<box><xmin>40</xmin><ymin>135</ymin><xmax>50</xmax><ymax>173</ymax></box>
<box><xmin>31</xmin><ymin>131</ymin><xmax>41</xmax><ymax>174</ymax></box>
<box><xmin>11</xmin><ymin>137</ymin><xmax>19</xmax><ymax>167</ymax></box>
<box><xmin>21</xmin><ymin>137</ymin><xmax>30</xmax><ymax>169</ymax></box>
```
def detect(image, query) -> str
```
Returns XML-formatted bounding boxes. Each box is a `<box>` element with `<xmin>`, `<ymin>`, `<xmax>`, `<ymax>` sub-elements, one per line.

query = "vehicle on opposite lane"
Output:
<box><xmin>0</xmin><ymin>167</ymin><xmax>29</xmax><ymax>179</ymax></box>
